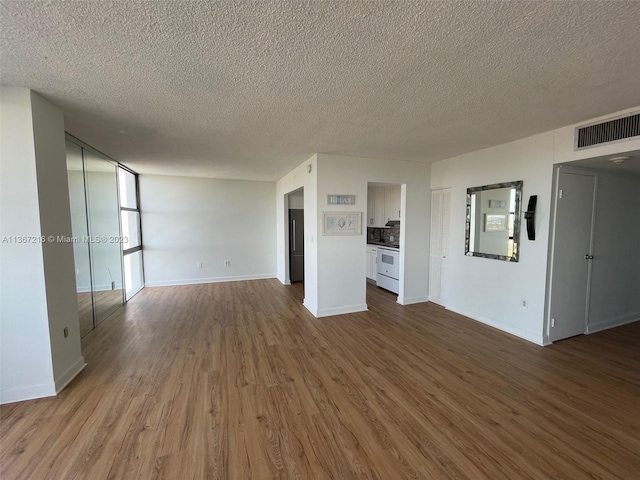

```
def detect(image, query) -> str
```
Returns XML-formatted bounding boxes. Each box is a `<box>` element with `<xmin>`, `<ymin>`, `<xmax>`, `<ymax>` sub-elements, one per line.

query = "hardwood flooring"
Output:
<box><xmin>77</xmin><ymin>290</ymin><xmax>125</xmax><ymax>338</ymax></box>
<box><xmin>2</xmin><ymin>280</ymin><xmax>639</xmax><ymax>479</ymax></box>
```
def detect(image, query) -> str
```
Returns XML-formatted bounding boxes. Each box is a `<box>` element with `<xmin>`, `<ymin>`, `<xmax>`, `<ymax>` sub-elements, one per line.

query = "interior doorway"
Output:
<box><xmin>429</xmin><ymin>187</ymin><xmax>451</xmax><ymax>307</ymax></box>
<box><xmin>287</xmin><ymin>188</ymin><xmax>304</xmax><ymax>284</ymax></box>
<box><xmin>547</xmin><ymin>154</ymin><xmax>640</xmax><ymax>342</ymax></box>
<box><xmin>365</xmin><ymin>182</ymin><xmax>403</xmax><ymax>306</ymax></box>
<box><xmin>66</xmin><ymin>137</ymin><xmax>125</xmax><ymax>337</ymax></box>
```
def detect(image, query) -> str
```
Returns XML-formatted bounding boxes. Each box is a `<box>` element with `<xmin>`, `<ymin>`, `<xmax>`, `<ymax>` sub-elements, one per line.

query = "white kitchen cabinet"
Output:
<box><xmin>366</xmin><ymin>245</ymin><xmax>378</xmax><ymax>280</ymax></box>
<box><xmin>367</xmin><ymin>185</ymin><xmax>400</xmax><ymax>227</ymax></box>
<box><xmin>384</xmin><ymin>185</ymin><xmax>401</xmax><ymax>222</ymax></box>
<box><xmin>373</xmin><ymin>187</ymin><xmax>385</xmax><ymax>227</ymax></box>
<box><xmin>367</xmin><ymin>189</ymin><xmax>375</xmax><ymax>227</ymax></box>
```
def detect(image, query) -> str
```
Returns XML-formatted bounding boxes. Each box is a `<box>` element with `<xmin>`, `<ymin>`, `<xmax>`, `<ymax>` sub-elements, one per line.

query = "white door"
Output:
<box><xmin>548</xmin><ymin>171</ymin><xmax>597</xmax><ymax>342</ymax></box>
<box><xmin>440</xmin><ymin>189</ymin><xmax>451</xmax><ymax>304</ymax></box>
<box><xmin>429</xmin><ymin>188</ymin><xmax>451</xmax><ymax>306</ymax></box>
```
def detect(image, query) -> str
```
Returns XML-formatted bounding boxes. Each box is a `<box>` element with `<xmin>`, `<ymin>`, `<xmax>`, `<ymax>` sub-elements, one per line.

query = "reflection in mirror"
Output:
<box><xmin>66</xmin><ymin>137</ymin><xmax>126</xmax><ymax>337</ymax></box>
<box><xmin>66</xmin><ymin>140</ymin><xmax>94</xmax><ymax>337</ymax></box>
<box><xmin>85</xmin><ymin>151</ymin><xmax>124</xmax><ymax>324</ymax></box>
<box><xmin>466</xmin><ymin>180</ymin><xmax>522</xmax><ymax>262</ymax></box>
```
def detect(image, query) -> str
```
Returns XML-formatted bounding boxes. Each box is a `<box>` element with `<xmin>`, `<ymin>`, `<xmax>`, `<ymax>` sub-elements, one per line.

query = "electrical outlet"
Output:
<box><xmin>224</xmin><ymin>260</ymin><xmax>231</xmax><ymax>267</ymax></box>
<box><xmin>197</xmin><ymin>262</ymin><xmax>203</xmax><ymax>268</ymax></box>
<box><xmin>521</xmin><ymin>298</ymin><xmax>528</xmax><ymax>309</ymax></box>
<box><xmin>551</xmin><ymin>318</ymin><xmax>555</xmax><ymax>328</ymax></box>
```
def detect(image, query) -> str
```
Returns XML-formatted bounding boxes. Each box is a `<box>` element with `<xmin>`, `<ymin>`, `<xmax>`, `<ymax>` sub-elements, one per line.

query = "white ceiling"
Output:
<box><xmin>2</xmin><ymin>1</ymin><xmax>640</xmax><ymax>181</ymax></box>
<box><xmin>565</xmin><ymin>150</ymin><xmax>640</xmax><ymax>175</ymax></box>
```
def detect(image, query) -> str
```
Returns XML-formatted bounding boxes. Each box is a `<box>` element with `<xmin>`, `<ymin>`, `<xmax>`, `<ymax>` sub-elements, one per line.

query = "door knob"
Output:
<box><xmin>584</xmin><ymin>254</ymin><xmax>594</xmax><ymax>260</ymax></box>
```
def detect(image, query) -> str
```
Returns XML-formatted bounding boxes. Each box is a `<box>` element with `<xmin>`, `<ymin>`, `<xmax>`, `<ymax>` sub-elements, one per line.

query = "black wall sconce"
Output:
<box><xmin>524</xmin><ymin>195</ymin><xmax>537</xmax><ymax>240</ymax></box>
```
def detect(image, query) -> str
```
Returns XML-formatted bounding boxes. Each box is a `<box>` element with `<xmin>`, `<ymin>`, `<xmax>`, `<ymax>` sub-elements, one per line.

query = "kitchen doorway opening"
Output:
<box><xmin>286</xmin><ymin>188</ymin><xmax>304</xmax><ymax>299</ymax></box>
<box><xmin>366</xmin><ymin>182</ymin><xmax>402</xmax><ymax>307</ymax></box>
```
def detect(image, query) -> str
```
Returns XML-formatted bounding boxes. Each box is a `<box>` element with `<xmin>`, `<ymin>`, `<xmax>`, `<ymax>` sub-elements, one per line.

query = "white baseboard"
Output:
<box><xmin>427</xmin><ymin>296</ymin><xmax>446</xmax><ymax>307</ymax></box>
<box><xmin>316</xmin><ymin>303</ymin><xmax>368</xmax><ymax>318</ymax></box>
<box><xmin>55</xmin><ymin>356</ymin><xmax>86</xmax><ymax>393</ymax></box>
<box><xmin>1</xmin><ymin>381</ymin><xmax>56</xmax><ymax>405</ymax></box>
<box><xmin>447</xmin><ymin>306</ymin><xmax>545</xmax><ymax>346</ymax></box>
<box><xmin>303</xmin><ymin>299</ymin><xmax>318</xmax><ymax>317</ymax></box>
<box><xmin>398</xmin><ymin>295</ymin><xmax>429</xmax><ymax>306</ymax></box>
<box><xmin>145</xmin><ymin>273</ymin><xmax>276</xmax><ymax>288</ymax></box>
<box><xmin>587</xmin><ymin>312</ymin><xmax>640</xmax><ymax>334</ymax></box>
<box><xmin>0</xmin><ymin>355</ymin><xmax>87</xmax><ymax>405</ymax></box>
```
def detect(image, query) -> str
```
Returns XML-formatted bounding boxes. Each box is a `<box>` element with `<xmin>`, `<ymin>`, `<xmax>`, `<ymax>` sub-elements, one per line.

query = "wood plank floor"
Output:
<box><xmin>77</xmin><ymin>290</ymin><xmax>124</xmax><ymax>338</ymax></box>
<box><xmin>1</xmin><ymin>279</ymin><xmax>639</xmax><ymax>479</ymax></box>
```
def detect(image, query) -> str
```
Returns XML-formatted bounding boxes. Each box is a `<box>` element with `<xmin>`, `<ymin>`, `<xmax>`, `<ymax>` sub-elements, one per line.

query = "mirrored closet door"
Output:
<box><xmin>66</xmin><ymin>136</ymin><xmax>140</xmax><ymax>337</ymax></box>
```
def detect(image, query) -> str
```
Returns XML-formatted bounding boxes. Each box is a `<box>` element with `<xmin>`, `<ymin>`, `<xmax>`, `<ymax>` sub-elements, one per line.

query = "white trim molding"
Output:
<box><xmin>448</xmin><ymin>306</ymin><xmax>546</xmax><ymax>346</ymax></box>
<box><xmin>587</xmin><ymin>313</ymin><xmax>640</xmax><ymax>335</ymax></box>
<box><xmin>398</xmin><ymin>296</ymin><xmax>429</xmax><ymax>306</ymax></box>
<box><xmin>316</xmin><ymin>304</ymin><xmax>368</xmax><ymax>318</ymax></box>
<box><xmin>1</xmin><ymin>382</ymin><xmax>56</xmax><ymax>405</ymax></box>
<box><xmin>55</xmin><ymin>356</ymin><xmax>86</xmax><ymax>393</ymax></box>
<box><xmin>145</xmin><ymin>274</ymin><xmax>276</xmax><ymax>288</ymax></box>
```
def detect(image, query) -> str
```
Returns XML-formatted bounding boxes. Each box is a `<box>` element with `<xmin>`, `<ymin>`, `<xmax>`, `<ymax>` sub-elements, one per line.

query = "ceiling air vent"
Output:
<box><xmin>575</xmin><ymin>112</ymin><xmax>640</xmax><ymax>150</ymax></box>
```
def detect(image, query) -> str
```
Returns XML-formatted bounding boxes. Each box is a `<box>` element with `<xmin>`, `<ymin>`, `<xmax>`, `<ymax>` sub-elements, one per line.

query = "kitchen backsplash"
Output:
<box><xmin>367</xmin><ymin>225</ymin><xmax>400</xmax><ymax>244</ymax></box>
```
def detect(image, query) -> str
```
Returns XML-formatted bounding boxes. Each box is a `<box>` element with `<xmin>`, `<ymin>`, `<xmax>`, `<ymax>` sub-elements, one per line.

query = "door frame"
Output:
<box><xmin>283</xmin><ymin>187</ymin><xmax>304</xmax><ymax>285</ymax></box>
<box><xmin>544</xmin><ymin>165</ymin><xmax>599</xmax><ymax>343</ymax></box>
<box><xmin>288</xmin><ymin>208</ymin><xmax>304</xmax><ymax>283</ymax></box>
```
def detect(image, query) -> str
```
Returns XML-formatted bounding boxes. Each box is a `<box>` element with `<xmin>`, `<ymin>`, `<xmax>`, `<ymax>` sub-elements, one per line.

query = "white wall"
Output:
<box><xmin>431</xmin><ymin>105</ymin><xmax>640</xmax><ymax>345</ymax></box>
<box><xmin>588</xmin><ymin>171</ymin><xmax>640</xmax><ymax>332</ymax></box>
<box><xmin>553</xmin><ymin>106</ymin><xmax>640</xmax><ymax>164</ymax></box>
<box><xmin>288</xmin><ymin>189</ymin><xmax>304</xmax><ymax>209</ymax></box>
<box><xmin>1</xmin><ymin>87</ymin><xmax>85</xmax><ymax>403</ymax></box>
<box><xmin>315</xmin><ymin>154</ymin><xmax>431</xmax><ymax>315</ymax></box>
<box><xmin>1</xmin><ymin>87</ymin><xmax>55</xmax><ymax>403</ymax></box>
<box><xmin>431</xmin><ymin>133</ymin><xmax>555</xmax><ymax>345</ymax></box>
<box><xmin>31</xmin><ymin>92</ymin><xmax>86</xmax><ymax>391</ymax></box>
<box><xmin>275</xmin><ymin>155</ymin><xmax>318</xmax><ymax>313</ymax></box>
<box><xmin>276</xmin><ymin>153</ymin><xmax>430</xmax><ymax>317</ymax></box>
<box><xmin>140</xmin><ymin>175</ymin><xmax>276</xmax><ymax>286</ymax></box>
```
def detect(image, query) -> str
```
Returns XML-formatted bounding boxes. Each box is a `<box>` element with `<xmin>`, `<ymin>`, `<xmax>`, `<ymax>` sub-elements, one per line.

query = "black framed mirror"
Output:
<box><xmin>465</xmin><ymin>180</ymin><xmax>523</xmax><ymax>262</ymax></box>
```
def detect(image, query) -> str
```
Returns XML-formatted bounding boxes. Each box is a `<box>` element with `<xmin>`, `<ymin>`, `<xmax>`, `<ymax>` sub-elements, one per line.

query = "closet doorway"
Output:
<box><xmin>547</xmin><ymin>158</ymin><xmax>640</xmax><ymax>342</ymax></box>
<box><xmin>429</xmin><ymin>188</ymin><xmax>451</xmax><ymax>306</ymax></box>
<box><xmin>66</xmin><ymin>136</ymin><xmax>143</xmax><ymax>337</ymax></box>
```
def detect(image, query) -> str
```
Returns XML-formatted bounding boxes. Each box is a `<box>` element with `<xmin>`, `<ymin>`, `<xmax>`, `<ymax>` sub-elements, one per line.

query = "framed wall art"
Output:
<box><xmin>322</xmin><ymin>211</ymin><xmax>362</xmax><ymax>235</ymax></box>
<box><xmin>327</xmin><ymin>194</ymin><xmax>356</xmax><ymax>205</ymax></box>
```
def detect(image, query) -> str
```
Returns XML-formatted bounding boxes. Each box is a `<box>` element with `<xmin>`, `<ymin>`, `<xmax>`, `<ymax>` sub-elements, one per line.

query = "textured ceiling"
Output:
<box><xmin>2</xmin><ymin>1</ymin><xmax>640</xmax><ymax>181</ymax></box>
<box><xmin>568</xmin><ymin>149</ymin><xmax>640</xmax><ymax>175</ymax></box>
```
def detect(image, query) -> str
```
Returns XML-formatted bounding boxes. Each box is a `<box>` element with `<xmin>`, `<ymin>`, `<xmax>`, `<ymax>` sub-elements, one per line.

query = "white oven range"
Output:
<box><xmin>376</xmin><ymin>246</ymin><xmax>399</xmax><ymax>294</ymax></box>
